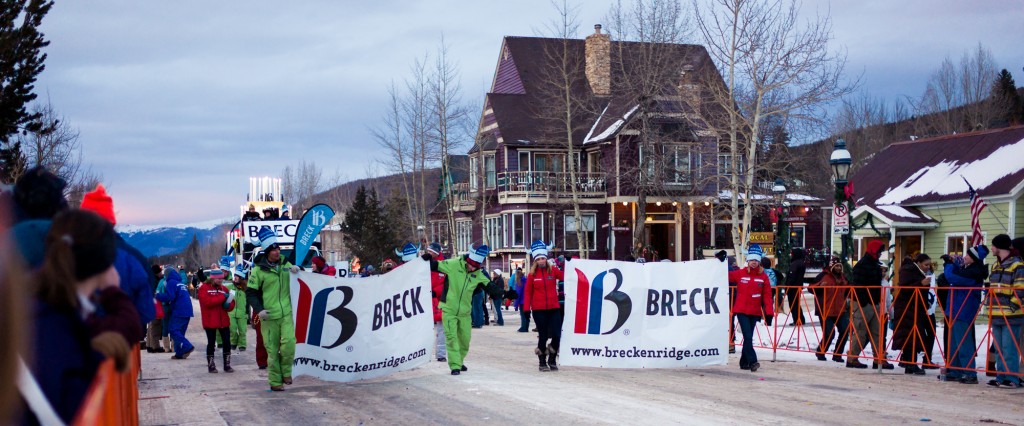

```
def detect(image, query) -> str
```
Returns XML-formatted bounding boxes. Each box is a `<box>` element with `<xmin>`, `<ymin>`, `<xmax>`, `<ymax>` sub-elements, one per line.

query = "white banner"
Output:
<box><xmin>243</xmin><ymin>220</ymin><xmax>300</xmax><ymax>244</ymax></box>
<box><xmin>561</xmin><ymin>259</ymin><xmax>729</xmax><ymax>368</ymax></box>
<box><xmin>289</xmin><ymin>260</ymin><xmax>433</xmax><ymax>382</ymax></box>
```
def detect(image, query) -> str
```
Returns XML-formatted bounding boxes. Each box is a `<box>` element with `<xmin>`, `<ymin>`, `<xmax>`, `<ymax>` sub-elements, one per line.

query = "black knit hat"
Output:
<box><xmin>992</xmin><ymin>234</ymin><xmax>1012</xmax><ymax>251</ymax></box>
<box><xmin>14</xmin><ymin>167</ymin><xmax>68</xmax><ymax>219</ymax></box>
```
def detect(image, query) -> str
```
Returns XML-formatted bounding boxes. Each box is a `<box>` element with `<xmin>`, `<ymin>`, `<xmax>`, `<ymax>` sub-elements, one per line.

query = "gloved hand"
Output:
<box><xmin>940</xmin><ymin>254</ymin><xmax>952</xmax><ymax>265</ymax></box>
<box><xmin>258</xmin><ymin>310</ymin><xmax>269</xmax><ymax>321</ymax></box>
<box><xmin>290</xmin><ymin>265</ymin><xmax>300</xmax><ymax>274</ymax></box>
<box><xmin>765</xmin><ymin>316</ymin><xmax>774</xmax><ymax>327</ymax></box>
<box><xmin>91</xmin><ymin>331</ymin><xmax>131</xmax><ymax>372</ymax></box>
<box><xmin>422</xmin><ymin>253</ymin><xmax>433</xmax><ymax>262</ymax></box>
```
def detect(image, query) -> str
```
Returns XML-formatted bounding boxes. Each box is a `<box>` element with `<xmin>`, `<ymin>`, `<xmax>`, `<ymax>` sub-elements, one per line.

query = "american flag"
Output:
<box><xmin>963</xmin><ymin>177</ymin><xmax>987</xmax><ymax>246</ymax></box>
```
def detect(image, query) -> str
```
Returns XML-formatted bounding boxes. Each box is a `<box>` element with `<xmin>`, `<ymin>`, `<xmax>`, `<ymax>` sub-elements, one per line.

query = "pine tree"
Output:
<box><xmin>991</xmin><ymin>69</ymin><xmax>1023</xmax><ymax>126</ymax></box>
<box><xmin>0</xmin><ymin>0</ymin><xmax>54</xmax><ymax>183</ymax></box>
<box><xmin>341</xmin><ymin>186</ymin><xmax>370</xmax><ymax>263</ymax></box>
<box><xmin>341</xmin><ymin>186</ymin><xmax>408</xmax><ymax>268</ymax></box>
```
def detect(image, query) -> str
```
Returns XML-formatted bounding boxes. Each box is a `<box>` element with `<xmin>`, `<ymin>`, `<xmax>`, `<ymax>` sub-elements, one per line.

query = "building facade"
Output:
<box><xmin>431</xmin><ymin>27</ymin><xmax>824</xmax><ymax>271</ymax></box>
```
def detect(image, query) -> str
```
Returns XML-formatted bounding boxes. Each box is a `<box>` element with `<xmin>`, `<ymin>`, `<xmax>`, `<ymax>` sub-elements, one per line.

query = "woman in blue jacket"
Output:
<box><xmin>940</xmin><ymin>245</ymin><xmax>988</xmax><ymax>384</ymax></box>
<box><xmin>513</xmin><ymin>267</ymin><xmax>529</xmax><ymax>332</ymax></box>
<box><xmin>156</xmin><ymin>269</ymin><xmax>195</xmax><ymax>359</ymax></box>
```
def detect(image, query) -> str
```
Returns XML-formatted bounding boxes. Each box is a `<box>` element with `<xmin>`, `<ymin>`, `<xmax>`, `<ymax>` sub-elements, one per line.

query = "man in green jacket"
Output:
<box><xmin>427</xmin><ymin>244</ymin><xmax>491</xmax><ymax>376</ymax></box>
<box><xmin>229</xmin><ymin>264</ymin><xmax>249</xmax><ymax>351</ymax></box>
<box><xmin>246</xmin><ymin>226</ymin><xmax>300</xmax><ymax>391</ymax></box>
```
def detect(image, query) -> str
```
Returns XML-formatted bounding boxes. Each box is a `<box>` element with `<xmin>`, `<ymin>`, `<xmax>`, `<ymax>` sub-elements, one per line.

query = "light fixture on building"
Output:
<box><xmin>656</xmin><ymin>201</ymin><xmax>662</xmax><ymax>206</ymax></box>
<box><xmin>704</xmin><ymin>201</ymin><xmax>710</xmax><ymax>206</ymax></box>
<box><xmin>672</xmin><ymin>202</ymin><xmax>678</xmax><ymax>207</ymax></box>
<box><xmin>687</xmin><ymin>201</ymin><xmax>693</xmax><ymax>206</ymax></box>
<box><xmin>646</xmin><ymin>216</ymin><xmax>653</xmax><ymax>222</ymax></box>
<box><xmin>622</xmin><ymin>201</ymin><xmax>628</xmax><ymax>206</ymax></box>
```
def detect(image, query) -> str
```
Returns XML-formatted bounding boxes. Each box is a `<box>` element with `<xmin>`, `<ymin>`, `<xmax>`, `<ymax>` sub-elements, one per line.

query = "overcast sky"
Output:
<box><xmin>35</xmin><ymin>0</ymin><xmax>1024</xmax><ymax>226</ymax></box>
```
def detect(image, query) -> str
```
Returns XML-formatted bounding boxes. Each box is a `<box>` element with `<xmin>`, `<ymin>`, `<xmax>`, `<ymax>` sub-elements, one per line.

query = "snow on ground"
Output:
<box><xmin>139</xmin><ymin>299</ymin><xmax>1024</xmax><ymax>426</ymax></box>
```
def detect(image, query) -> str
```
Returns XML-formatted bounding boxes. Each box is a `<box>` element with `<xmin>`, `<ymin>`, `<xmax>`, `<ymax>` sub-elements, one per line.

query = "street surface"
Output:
<box><xmin>140</xmin><ymin>300</ymin><xmax>1024</xmax><ymax>425</ymax></box>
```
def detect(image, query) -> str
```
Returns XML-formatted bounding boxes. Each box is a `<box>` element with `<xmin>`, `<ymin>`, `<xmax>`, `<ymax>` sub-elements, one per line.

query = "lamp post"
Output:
<box><xmin>772</xmin><ymin>178</ymin><xmax>791</xmax><ymax>276</ymax></box>
<box><xmin>830</xmin><ymin>139</ymin><xmax>853</xmax><ymax>270</ymax></box>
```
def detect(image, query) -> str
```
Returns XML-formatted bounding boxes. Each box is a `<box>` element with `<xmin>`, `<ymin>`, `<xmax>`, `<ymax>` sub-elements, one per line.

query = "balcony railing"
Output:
<box><xmin>497</xmin><ymin>171</ymin><xmax>607</xmax><ymax>202</ymax></box>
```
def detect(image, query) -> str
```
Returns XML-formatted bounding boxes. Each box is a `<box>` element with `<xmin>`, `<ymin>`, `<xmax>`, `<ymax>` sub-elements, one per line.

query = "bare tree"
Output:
<box><xmin>532</xmin><ymin>0</ymin><xmax>596</xmax><ymax>257</ymax></box>
<box><xmin>280</xmin><ymin>160</ymin><xmax>325</xmax><ymax>213</ymax></box>
<box><xmin>695</xmin><ymin>0</ymin><xmax>855</xmax><ymax>260</ymax></box>
<box><xmin>605</xmin><ymin>0</ymin><xmax>695</xmax><ymax>256</ymax></box>
<box><xmin>915</xmin><ymin>43</ymin><xmax>999</xmax><ymax>136</ymax></box>
<box><xmin>431</xmin><ymin>35</ymin><xmax>470</xmax><ymax>252</ymax></box>
<box><xmin>15</xmin><ymin>99</ymin><xmax>103</xmax><ymax>201</ymax></box>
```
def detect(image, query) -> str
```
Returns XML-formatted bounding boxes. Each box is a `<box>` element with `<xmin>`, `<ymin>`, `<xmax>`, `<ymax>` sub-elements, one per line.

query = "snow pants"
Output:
<box><xmin>260</xmin><ymin>317</ymin><xmax>295</xmax><ymax>387</ymax></box>
<box><xmin>229</xmin><ymin>316</ymin><xmax>247</xmax><ymax>349</ymax></box>
<box><xmin>167</xmin><ymin>316</ymin><xmax>193</xmax><ymax>358</ymax></box>
<box><xmin>442</xmin><ymin>314</ymin><xmax>472</xmax><ymax>371</ymax></box>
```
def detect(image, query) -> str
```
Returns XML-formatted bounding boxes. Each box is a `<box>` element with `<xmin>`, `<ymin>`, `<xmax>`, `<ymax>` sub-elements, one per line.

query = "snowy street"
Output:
<box><xmin>138</xmin><ymin>300</ymin><xmax>1024</xmax><ymax>426</ymax></box>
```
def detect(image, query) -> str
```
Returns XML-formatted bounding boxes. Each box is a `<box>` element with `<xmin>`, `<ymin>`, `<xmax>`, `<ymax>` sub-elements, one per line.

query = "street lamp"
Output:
<box><xmin>830</xmin><ymin>139</ymin><xmax>853</xmax><ymax>268</ymax></box>
<box><xmin>772</xmin><ymin>178</ymin><xmax>791</xmax><ymax>277</ymax></box>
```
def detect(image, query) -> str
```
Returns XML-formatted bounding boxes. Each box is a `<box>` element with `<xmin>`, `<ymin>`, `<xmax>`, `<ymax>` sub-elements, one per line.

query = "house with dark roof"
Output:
<box><xmin>836</xmin><ymin>125</ymin><xmax>1024</xmax><ymax>276</ymax></box>
<box><xmin>430</xmin><ymin>26</ymin><xmax>826</xmax><ymax>270</ymax></box>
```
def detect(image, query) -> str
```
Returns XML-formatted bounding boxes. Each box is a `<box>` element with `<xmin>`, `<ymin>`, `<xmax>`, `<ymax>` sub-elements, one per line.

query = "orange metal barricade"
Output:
<box><xmin>731</xmin><ymin>285</ymin><xmax>1024</xmax><ymax>379</ymax></box>
<box><xmin>72</xmin><ymin>344</ymin><xmax>141</xmax><ymax>426</ymax></box>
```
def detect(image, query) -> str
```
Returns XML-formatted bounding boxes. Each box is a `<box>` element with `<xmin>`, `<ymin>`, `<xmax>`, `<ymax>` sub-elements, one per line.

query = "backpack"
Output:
<box><xmin>486</xmin><ymin>278</ymin><xmax>504</xmax><ymax>300</ymax></box>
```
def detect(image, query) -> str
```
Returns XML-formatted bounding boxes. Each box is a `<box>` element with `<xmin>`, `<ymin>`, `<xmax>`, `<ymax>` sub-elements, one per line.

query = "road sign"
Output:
<box><xmin>833</xmin><ymin>203</ymin><xmax>849</xmax><ymax>234</ymax></box>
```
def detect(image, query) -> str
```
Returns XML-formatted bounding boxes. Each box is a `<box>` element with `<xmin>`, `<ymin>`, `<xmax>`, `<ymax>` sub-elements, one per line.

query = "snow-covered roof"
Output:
<box><xmin>585</xmin><ymin>104</ymin><xmax>639</xmax><ymax>144</ymax></box>
<box><xmin>855</xmin><ymin>126</ymin><xmax>1024</xmax><ymax>206</ymax></box>
<box><xmin>717</xmin><ymin>191</ymin><xmax>822</xmax><ymax>203</ymax></box>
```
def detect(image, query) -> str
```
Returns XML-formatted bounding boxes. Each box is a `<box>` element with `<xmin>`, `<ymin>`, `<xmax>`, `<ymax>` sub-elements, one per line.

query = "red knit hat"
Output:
<box><xmin>80</xmin><ymin>184</ymin><xmax>116</xmax><ymax>225</ymax></box>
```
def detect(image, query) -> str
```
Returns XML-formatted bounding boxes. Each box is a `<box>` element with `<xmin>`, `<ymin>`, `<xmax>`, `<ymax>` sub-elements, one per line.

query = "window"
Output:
<box><xmin>511</xmin><ymin>213</ymin><xmax>525</xmax><ymax>247</ymax></box>
<box><xmin>534</xmin><ymin>153</ymin><xmax>564</xmax><ymax>173</ymax></box>
<box><xmin>455</xmin><ymin>220</ymin><xmax>473</xmax><ymax>254</ymax></box>
<box><xmin>483</xmin><ymin>155</ymin><xmax>496</xmax><ymax>189</ymax></box>
<box><xmin>641</xmin><ymin>144</ymin><xmax>699</xmax><ymax>184</ymax></box>
<box><xmin>530</xmin><ymin>213</ymin><xmax>546</xmax><ymax>243</ymax></box>
<box><xmin>518</xmin><ymin>151</ymin><xmax>531</xmax><ymax>172</ymax></box>
<box><xmin>485</xmin><ymin>216</ymin><xmax>504</xmax><ymax>249</ymax></box>
<box><xmin>587</xmin><ymin>151</ymin><xmax>602</xmax><ymax>173</ymax></box>
<box><xmin>718</xmin><ymin>154</ymin><xmax>744</xmax><ymax>176</ymax></box>
<box><xmin>469</xmin><ymin>156</ymin><xmax>479</xmax><ymax>191</ymax></box>
<box><xmin>430</xmin><ymin>221</ymin><xmax>449</xmax><ymax>246</ymax></box>
<box><xmin>789</xmin><ymin>225</ymin><xmax>806</xmax><ymax>249</ymax></box>
<box><xmin>565</xmin><ymin>213</ymin><xmax>597</xmax><ymax>251</ymax></box>
<box><xmin>945</xmin><ymin>234</ymin><xmax>969</xmax><ymax>256</ymax></box>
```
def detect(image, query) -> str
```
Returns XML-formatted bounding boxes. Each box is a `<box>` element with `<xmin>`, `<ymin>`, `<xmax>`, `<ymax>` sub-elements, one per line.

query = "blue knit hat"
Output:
<box><xmin>427</xmin><ymin>242</ymin><xmax>443</xmax><ymax>255</ymax></box>
<box><xmin>395</xmin><ymin>243</ymin><xmax>420</xmax><ymax>262</ymax></box>
<box><xmin>207</xmin><ymin>268</ymin><xmax>225</xmax><ymax>279</ymax></box>
<box><xmin>466</xmin><ymin>244</ymin><xmax>490</xmax><ymax>267</ymax></box>
<box><xmin>219</xmin><ymin>255</ymin><xmax>234</xmax><ymax>270</ymax></box>
<box><xmin>530</xmin><ymin>240</ymin><xmax>553</xmax><ymax>259</ymax></box>
<box><xmin>747</xmin><ymin>244</ymin><xmax>764</xmax><ymax>262</ymax></box>
<box><xmin>967</xmin><ymin>244</ymin><xmax>989</xmax><ymax>262</ymax></box>
<box><xmin>257</xmin><ymin>225</ymin><xmax>278</xmax><ymax>250</ymax></box>
<box><xmin>234</xmin><ymin>264</ymin><xmax>248</xmax><ymax>279</ymax></box>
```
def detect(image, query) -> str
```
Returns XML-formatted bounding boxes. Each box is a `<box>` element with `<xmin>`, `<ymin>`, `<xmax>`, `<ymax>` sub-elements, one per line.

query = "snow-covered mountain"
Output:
<box><xmin>117</xmin><ymin>216</ymin><xmax>235</xmax><ymax>258</ymax></box>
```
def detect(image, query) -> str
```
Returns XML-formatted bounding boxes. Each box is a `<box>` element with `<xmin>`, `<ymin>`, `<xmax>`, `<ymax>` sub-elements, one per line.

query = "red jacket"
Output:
<box><xmin>317</xmin><ymin>265</ymin><xmax>337</xmax><ymax>276</ymax></box>
<box><xmin>198</xmin><ymin>282</ymin><xmax>235</xmax><ymax>329</ymax></box>
<box><xmin>811</xmin><ymin>272</ymin><xmax>849</xmax><ymax>318</ymax></box>
<box><xmin>431</xmin><ymin>254</ymin><xmax>446</xmax><ymax>322</ymax></box>
<box><xmin>524</xmin><ymin>265</ymin><xmax>564</xmax><ymax>312</ymax></box>
<box><xmin>729</xmin><ymin>267</ymin><xmax>775</xmax><ymax>317</ymax></box>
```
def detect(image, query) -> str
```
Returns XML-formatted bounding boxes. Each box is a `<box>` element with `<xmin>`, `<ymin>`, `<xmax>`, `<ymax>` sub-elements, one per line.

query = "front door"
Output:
<box><xmin>646</xmin><ymin>223</ymin><xmax>676</xmax><ymax>262</ymax></box>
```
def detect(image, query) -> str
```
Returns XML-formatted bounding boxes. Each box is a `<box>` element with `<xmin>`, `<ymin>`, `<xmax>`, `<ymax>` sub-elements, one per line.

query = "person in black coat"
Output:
<box><xmin>786</xmin><ymin>248</ymin><xmax>808</xmax><ymax>325</ymax></box>
<box><xmin>892</xmin><ymin>254</ymin><xmax>934</xmax><ymax>375</ymax></box>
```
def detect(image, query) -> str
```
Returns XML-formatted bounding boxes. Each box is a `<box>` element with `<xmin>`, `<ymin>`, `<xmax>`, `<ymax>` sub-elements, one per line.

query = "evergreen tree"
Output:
<box><xmin>342</xmin><ymin>186</ymin><xmax>408</xmax><ymax>268</ymax></box>
<box><xmin>0</xmin><ymin>0</ymin><xmax>54</xmax><ymax>183</ymax></box>
<box><xmin>991</xmin><ymin>69</ymin><xmax>1024</xmax><ymax>126</ymax></box>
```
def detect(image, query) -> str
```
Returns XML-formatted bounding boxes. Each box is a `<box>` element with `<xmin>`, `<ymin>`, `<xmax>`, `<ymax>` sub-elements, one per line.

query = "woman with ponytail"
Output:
<box><xmin>23</xmin><ymin>209</ymin><xmax>140</xmax><ymax>424</ymax></box>
<box><xmin>523</xmin><ymin>241</ymin><xmax>564</xmax><ymax>372</ymax></box>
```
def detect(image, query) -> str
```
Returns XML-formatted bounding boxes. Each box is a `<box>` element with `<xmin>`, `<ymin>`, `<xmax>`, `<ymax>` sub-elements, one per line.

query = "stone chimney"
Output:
<box><xmin>585</xmin><ymin>24</ymin><xmax>611</xmax><ymax>97</ymax></box>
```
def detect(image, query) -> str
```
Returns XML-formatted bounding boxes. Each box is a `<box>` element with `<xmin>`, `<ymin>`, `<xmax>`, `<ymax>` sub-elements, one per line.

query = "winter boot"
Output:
<box><xmin>536</xmin><ymin>347</ymin><xmax>549</xmax><ymax>372</ymax></box>
<box><xmin>547</xmin><ymin>344</ymin><xmax>559</xmax><ymax>371</ymax></box>
<box><xmin>207</xmin><ymin>356</ymin><xmax>218</xmax><ymax>373</ymax></box>
<box><xmin>223</xmin><ymin>353</ymin><xmax>234</xmax><ymax>373</ymax></box>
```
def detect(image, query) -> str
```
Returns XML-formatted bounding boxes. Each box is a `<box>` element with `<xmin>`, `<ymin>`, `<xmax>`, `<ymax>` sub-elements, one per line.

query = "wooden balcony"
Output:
<box><xmin>496</xmin><ymin>171</ymin><xmax>607</xmax><ymax>204</ymax></box>
<box><xmin>450</xmin><ymin>183</ymin><xmax>476</xmax><ymax>211</ymax></box>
